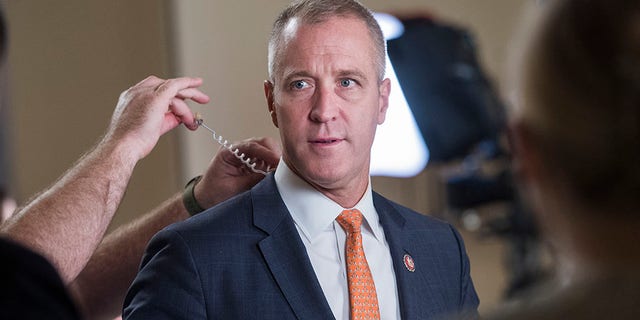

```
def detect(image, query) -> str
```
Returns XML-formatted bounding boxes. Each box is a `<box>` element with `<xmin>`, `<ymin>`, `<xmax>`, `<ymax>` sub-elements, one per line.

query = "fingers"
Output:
<box><xmin>167</xmin><ymin>98</ymin><xmax>198</xmax><ymax>132</ymax></box>
<box><xmin>108</xmin><ymin>75</ymin><xmax>211</xmax><ymax>161</ymax></box>
<box><xmin>126</xmin><ymin>76</ymin><xmax>210</xmax><ymax>106</ymax></box>
<box><xmin>232</xmin><ymin>137</ymin><xmax>282</xmax><ymax>169</ymax></box>
<box><xmin>131</xmin><ymin>75</ymin><xmax>165</xmax><ymax>89</ymax></box>
<box><xmin>176</xmin><ymin>88</ymin><xmax>210</xmax><ymax>104</ymax></box>
<box><xmin>153</xmin><ymin>77</ymin><xmax>204</xmax><ymax>99</ymax></box>
<box><xmin>148</xmin><ymin>76</ymin><xmax>210</xmax><ymax>132</ymax></box>
<box><xmin>251</xmin><ymin>137</ymin><xmax>282</xmax><ymax>166</ymax></box>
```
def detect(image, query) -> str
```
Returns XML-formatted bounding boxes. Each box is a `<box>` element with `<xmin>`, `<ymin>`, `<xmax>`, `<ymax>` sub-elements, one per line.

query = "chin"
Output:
<box><xmin>303</xmin><ymin>165</ymin><xmax>347</xmax><ymax>188</ymax></box>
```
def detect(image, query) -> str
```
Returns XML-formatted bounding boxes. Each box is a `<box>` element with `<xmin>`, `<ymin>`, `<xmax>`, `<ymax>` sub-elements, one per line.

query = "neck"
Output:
<box><xmin>314</xmin><ymin>181</ymin><xmax>368</xmax><ymax>208</ymax></box>
<box><xmin>282</xmin><ymin>158</ymin><xmax>370</xmax><ymax>208</ymax></box>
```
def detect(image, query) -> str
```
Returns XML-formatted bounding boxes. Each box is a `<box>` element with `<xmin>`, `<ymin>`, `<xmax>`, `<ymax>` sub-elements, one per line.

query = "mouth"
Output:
<box><xmin>310</xmin><ymin>138</ymin><xmax>343</xmax><ymax>145</ymax></box>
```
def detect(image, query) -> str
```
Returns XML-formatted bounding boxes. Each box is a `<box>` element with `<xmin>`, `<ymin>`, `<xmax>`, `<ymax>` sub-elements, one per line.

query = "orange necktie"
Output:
<box><xmin>336</xmin><ymin>209</ymin><xmax>380</xmax><ymax>320</ymax></box>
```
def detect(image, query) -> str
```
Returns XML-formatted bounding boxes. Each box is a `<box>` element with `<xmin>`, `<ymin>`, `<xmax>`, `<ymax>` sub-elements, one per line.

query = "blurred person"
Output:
<box><xmin>486</xmin><ymin>0</ymin><xmax>640</xmax><ymax>319</ymax></box>
<box><xmin>123</xmin><ymin>1</ymin><xmax>479</xmax><ymax>319</ymax></box>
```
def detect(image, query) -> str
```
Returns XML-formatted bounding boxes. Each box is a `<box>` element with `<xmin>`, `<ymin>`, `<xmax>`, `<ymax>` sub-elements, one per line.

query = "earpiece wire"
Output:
<box><xmin>195</xmin><ymin>118</ymin><xmax>272</xmax><ymax>176</ymax></box>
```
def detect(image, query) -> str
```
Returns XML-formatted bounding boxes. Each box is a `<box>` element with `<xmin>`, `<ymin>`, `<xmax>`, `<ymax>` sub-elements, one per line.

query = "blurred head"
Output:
<box><xmin>510</xmin><ymin>0</ymin><xmax>640</xmax><ymax>216</ymax></box>
<box><xmin>264</xmin><ymin>0</ymin><xmax>390</xmax><ymax>206</ymax></box>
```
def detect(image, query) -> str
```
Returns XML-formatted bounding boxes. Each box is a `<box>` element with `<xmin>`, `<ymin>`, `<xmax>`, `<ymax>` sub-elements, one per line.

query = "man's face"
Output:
<box><xmin>265</xmin><ymin>16</ymin><xmax>390</xmax><ymax>203</ymax></box>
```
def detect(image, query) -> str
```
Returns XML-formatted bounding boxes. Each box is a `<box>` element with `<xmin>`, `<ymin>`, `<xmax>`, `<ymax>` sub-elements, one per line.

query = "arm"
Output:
<box><xmin>69</xmin><ymin>137</ymin><xmax>281</xmax><ymax>320</ymax></box>
<box><xmin>451</xmin><ymin>225</ymin><xmax>480</xmax><ymax>319</ymax></box>
<box><xmin>0</xmin><ymin>76</ymin><xmax>209</xmax><ymax>283</ymax></box>
<box><xmin>122</xmin><ymin>229</ymin><xmax>207</xmax><ymax>320</ymax></box>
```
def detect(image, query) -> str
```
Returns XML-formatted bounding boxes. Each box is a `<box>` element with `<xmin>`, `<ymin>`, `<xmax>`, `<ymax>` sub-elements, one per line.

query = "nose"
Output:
<box><xmin>309</xmin><ymin>85</ymin><xmax>338</xmax><ymax>123</ymax></box>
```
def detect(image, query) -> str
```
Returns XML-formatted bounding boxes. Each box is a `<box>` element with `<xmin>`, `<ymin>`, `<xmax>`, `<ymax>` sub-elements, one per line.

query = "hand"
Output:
<box><xmin>104</xmin><ymin>75</ymin><xmax>210</xmax><ymax>161</ymax></box>
<box><xmin>194</xmin><ymin>137</ymin><xmax>281</xmax><ymax>209</ymax></box>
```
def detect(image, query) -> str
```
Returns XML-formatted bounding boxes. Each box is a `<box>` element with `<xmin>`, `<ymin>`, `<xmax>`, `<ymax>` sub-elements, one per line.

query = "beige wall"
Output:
<box><xmin>5</xmin><ymin>1</ymin><xmax>180</xmax><ymax>231</ymax></box>
<box><xmin>5</xmin><ymin>0</ymin><xmax>531</xmax><ymax>315</ymax></box>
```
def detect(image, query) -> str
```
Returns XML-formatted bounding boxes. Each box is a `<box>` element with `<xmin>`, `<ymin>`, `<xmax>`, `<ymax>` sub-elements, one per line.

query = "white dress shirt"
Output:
<box><xmin>274</xmin><ymin>161</ymin><xmax>401</xmax><ymax>320</ymax></box>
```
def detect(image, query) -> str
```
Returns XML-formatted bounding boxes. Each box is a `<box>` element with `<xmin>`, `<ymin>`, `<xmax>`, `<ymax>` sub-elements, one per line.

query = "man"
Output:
<box><xmin>485</xmin><ymin>0</ymin><xmax>640</xmax><ymax>319</ymax></box>
<box><xmin>123</xmin><ymin>1</ymin><xmax>479</xmax><ymax>319</ymax></box>
<box><xmin>0</xmin><ymin>74</ymin><xmax>281</xmax><ymax>319</ymax></box>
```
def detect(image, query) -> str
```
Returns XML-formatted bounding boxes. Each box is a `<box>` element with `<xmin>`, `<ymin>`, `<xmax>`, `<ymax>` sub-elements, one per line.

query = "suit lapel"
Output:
<box><xmin>252</xmin><ymin>176</ymin><xmax>335</xmax><ymax>320</ymax></box>
<box><xmin>374</xmin><ymin>193</ymin><xmax>445</xmax><ymax>319</ymax></box>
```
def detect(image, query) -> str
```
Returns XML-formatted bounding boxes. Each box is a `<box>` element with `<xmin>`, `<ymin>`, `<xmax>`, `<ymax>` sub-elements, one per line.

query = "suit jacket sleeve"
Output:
<box><xmin>451</xmin><ymin>225</ymin><xmax>480</xmax><ymax>319</ymax></box>
<box><xmin>123</xmin><ymin>229</ymin><xmax>207</xmax><ymax>320</ymax></box>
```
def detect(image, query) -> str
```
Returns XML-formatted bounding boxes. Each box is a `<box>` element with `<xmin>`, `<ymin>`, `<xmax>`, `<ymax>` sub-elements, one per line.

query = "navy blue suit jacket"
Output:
<box><xmin>123</xmin><ymin>175</ymin><xmax>479</xmax><ymax>319</ymax></box>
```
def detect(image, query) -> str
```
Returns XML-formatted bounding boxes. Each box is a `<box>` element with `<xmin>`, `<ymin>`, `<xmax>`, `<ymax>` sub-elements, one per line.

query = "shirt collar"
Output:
<box><xmin>274</xmin><ymin>159</ymin><xmax>384</xmax><ymax>243</ymax></box>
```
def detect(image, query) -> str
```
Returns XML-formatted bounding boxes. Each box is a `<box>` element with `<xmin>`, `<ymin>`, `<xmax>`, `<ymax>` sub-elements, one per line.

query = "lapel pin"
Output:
<box><xmin>403</xmin><ymin>254</ymin><xmax>415</xmax><ymax>272</ymax></box>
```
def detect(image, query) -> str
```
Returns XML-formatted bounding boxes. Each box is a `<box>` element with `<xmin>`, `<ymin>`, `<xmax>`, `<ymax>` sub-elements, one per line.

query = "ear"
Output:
<box><xmin>264</xmin><ymin>80</ymin><xmax>278</xmax><ymax>128</ymax></box>
<box><xmin>376</xmin><ymin>78</ymin><xmax>391</xmax><ymax>125</ymax></box>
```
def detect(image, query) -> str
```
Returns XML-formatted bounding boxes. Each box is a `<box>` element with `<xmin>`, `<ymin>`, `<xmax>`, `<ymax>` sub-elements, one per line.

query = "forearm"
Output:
<box><xmin>0</xmin><ymin>138</ymin><xmax>138</xmax><ymax>283</ymax></box>
<box><xmin>69</xmin><ymin>193</ymin><xmax>189</xmax><ymax>320</ymax></box>
<box><xmin>0</xmin><ymin>75</ymin><xmax>208</xmax><ymax>318</ymax></box>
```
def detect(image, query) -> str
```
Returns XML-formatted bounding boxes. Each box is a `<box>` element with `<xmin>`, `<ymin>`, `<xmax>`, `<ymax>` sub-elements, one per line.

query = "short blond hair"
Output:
<box><xmin>267</xmin><ymin>0</ymin><xmax>386</xmax><ymax>83</ymax></box>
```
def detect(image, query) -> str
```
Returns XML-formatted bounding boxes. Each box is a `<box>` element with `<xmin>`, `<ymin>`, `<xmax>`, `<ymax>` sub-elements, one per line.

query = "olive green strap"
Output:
<box><xmin>182</xmin><ymin>175</ymin><xmax>204</xmax><ymax>216</ymax></box>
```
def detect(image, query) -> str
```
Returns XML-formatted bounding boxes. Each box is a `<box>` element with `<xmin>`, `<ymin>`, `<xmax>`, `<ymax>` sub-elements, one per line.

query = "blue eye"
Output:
<box><xmin>292</xmin><ymin>80</ymin><xmax>309</xmax><ymax>89</ymax></box>
<box><xmin>340</xmin><ymin>79</ymin><xmax>354</xmax><ymax>87</ymax></box>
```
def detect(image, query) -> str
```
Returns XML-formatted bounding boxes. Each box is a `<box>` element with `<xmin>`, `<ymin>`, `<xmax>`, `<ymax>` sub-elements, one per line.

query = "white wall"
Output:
<box><xmin>5</xmin><ymin>0</ymin><xmax>179</xmax><ymax>231</ymax></box>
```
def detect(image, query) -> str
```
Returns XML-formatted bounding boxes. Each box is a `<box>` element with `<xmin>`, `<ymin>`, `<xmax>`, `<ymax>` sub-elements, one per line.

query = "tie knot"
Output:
<box><xmin>336</xmin><ymin>209</ymin><xmax>363</xmax><ymax>234</ymax></box>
